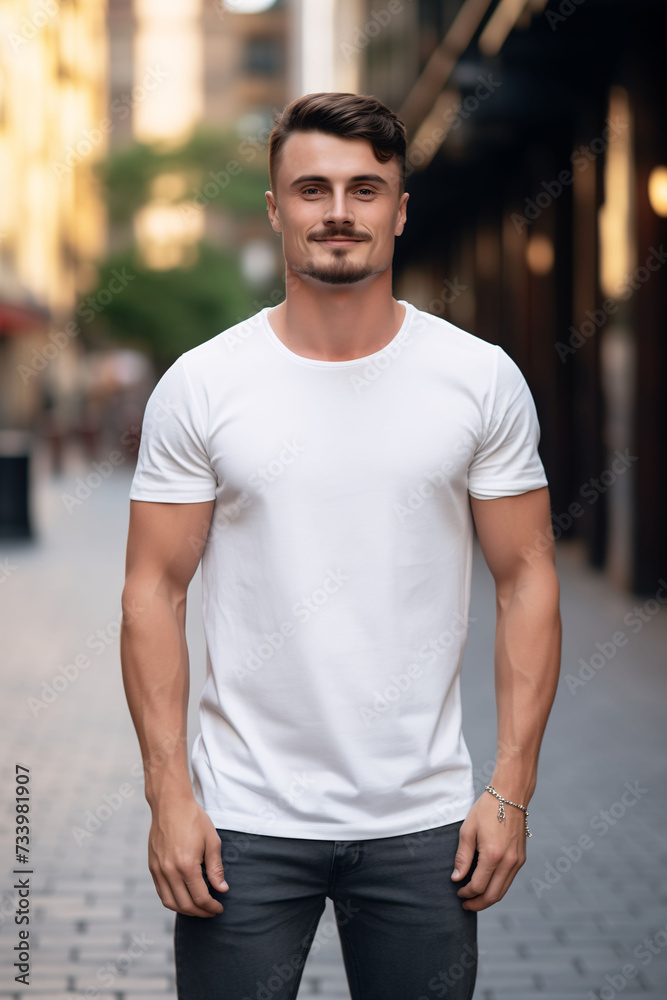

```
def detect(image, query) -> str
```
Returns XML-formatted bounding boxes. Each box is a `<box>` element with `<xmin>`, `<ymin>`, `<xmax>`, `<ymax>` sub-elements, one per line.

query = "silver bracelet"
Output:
<box><xmin>485</xmin><ymin>784</ymin><xmax>532</xmax><ymax>838</ymax></box>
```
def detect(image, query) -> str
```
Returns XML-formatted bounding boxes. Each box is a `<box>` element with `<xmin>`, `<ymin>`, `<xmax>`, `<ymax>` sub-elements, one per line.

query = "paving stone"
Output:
<box><xmin>1</xmin><ymin>982</ymin><xmax>68</xmax><ymax>993</ymax></box>
<box><xmin>0</xmin><ymin>995</ymin><xmax>118</xmax><ymax>1000</ymax></box>
<box><xmin>3</xmin><ymin>453</ymin><xmax>667</xmax><ymax>1000</ymax></box>
<box><xmin>72</xmin><ymin>977</ymin><xmax>173</xmax><ymax>992</ymax></box>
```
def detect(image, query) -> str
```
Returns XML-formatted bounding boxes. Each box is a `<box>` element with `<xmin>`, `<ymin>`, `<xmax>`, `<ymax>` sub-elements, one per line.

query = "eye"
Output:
<box><xmin>302</xmin><ymin>186</ymin><xmax>321</xmax><ymax>195</ymax></box>
<box><xmin>356</xmin><ymin>187</ymin><xmax>375</xmax><ymax>196</ymax></box>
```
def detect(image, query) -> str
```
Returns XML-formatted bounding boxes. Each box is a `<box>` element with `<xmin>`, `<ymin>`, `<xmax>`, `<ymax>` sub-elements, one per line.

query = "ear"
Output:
<box><xmin>394</xmin><ymin>191</ymin><xmax>409</xmax><ymax>236</ymax></box>
<box><xmin>266</xmin><ymin>190</ymin><xmax>282</xmax><ymax>233</ymax></box>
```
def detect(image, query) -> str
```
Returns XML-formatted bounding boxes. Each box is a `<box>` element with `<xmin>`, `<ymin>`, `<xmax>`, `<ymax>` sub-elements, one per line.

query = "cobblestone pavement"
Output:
<box><xmin>1</xmin><ymin>445</ymin><xmax>666</xmax><ymax>999</ymax></box>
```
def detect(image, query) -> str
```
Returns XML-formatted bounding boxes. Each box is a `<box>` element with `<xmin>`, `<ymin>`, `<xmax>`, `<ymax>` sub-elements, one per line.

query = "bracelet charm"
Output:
<box><xmin>485</xmin><ymin>784</ymin><xmax>532</xmax><ymax>838</ymax></box>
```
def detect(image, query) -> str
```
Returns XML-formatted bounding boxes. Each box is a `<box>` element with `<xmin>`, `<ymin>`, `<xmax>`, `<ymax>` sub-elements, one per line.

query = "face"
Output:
<box><xmin>266</xmin><ymin>130</ymin><xmax>409</xmax><ymax>286</ymax></box>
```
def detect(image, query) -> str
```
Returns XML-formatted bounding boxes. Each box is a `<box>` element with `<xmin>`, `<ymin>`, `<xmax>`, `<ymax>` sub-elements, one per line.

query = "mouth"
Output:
<box><xmin>315</xmin><ymin>238</ymin><xmax>364</xmax><ymax>247</ymax></box>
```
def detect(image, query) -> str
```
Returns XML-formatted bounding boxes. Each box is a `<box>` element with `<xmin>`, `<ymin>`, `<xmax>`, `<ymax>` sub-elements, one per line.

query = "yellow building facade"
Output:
<box><xmin>0</xmin><ymin>0</ymin><xmax>108</xmax><ymax>428</ymax></box>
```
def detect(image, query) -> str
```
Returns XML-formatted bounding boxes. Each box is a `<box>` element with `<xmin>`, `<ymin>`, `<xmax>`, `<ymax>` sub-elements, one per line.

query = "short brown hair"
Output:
<box><xmin>268</xmin><ymin>92</ymin><xmax>407</xmax><ymax>194</ymax></box>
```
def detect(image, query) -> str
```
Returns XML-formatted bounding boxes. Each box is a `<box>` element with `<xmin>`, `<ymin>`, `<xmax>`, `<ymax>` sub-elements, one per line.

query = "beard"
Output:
<box><xmin>291</xmin><ymin>257</ymin><xmax>376</xmax><ymax>285</ymax></box>
<box><xmin>288</xmin><ymin>236</ymin><xmax>382</xmax><ymax>285</ymax></box>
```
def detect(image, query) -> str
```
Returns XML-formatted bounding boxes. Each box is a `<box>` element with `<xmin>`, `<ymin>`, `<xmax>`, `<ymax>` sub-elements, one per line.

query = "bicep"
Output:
<box><xmin>470</xmin><ymin>486</ymin><xmax>553</xmax><ymax>586</ymax></box>
<box><xmin>124</xmin><ymin>499</ymin><xmax>215</xmax><ymax>605</ymax></box>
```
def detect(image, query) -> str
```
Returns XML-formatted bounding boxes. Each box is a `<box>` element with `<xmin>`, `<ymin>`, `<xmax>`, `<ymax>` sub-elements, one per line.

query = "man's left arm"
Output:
<box><xmin>452</xmin><ymin>485</ymin><xmax>562</xmax><ymax>911</ymax></box>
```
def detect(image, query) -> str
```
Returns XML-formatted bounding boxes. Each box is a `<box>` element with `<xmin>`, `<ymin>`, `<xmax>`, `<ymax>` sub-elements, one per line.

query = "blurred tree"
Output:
<box><xmin>77</xmin><ymin>126</ymin><xmax>281</xmax><ymax>369</ymax></box>
<box><xmin>99</xmin><ymin>127</ymin><xmax>273</xmax><ymax>225</ymax></box>
<box><xmin>77</xmin><ymin>242</ymin><xmax>257</xmax><ymax>372</ymax></box>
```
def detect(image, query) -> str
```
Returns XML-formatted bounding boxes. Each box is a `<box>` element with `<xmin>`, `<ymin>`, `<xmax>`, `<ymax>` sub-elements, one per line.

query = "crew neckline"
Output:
<box><xmin>261</xmin><ymin>300</ymin><xmax>414</xmax><ymax>368</ymax></box>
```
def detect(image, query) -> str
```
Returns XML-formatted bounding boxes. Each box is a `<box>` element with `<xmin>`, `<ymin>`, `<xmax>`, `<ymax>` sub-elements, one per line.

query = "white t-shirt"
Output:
<box><xmin>129</xmin><ymin>300</ymin><xmax>548</xmax><ymax>840</ymax></box>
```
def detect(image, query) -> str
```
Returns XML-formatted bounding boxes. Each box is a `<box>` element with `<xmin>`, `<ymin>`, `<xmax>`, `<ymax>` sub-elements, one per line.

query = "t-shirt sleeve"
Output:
<box><xmin>129</xmin><ymin>354</ymin><xmax>218</xmax><ymax>503</ymax></box>
<box><xmin>467</xmin><ymin>346</ymin><xmax>549</xmax><ymax>500</ymax></box>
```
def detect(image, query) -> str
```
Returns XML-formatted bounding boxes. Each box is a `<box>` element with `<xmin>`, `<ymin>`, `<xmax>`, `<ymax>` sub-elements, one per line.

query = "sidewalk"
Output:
<box><xmin>1</xmin><ymin>445</ymin><xmax>666</xmax><ymax>999</ymax></box>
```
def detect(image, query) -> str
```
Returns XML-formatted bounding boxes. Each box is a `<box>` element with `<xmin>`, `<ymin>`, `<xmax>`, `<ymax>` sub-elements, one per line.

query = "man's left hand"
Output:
<box><xmin>451</xmin><ymin>791</ymin><xmax>528</xmax><ymax>910</ymax></box>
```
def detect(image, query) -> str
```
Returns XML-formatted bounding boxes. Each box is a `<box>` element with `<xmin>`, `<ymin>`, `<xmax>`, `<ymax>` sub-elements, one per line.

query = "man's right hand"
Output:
<box><xmin>148</xmin><ymin>796</ymin><xmax>230</xmax><ymax>917</ymax></box>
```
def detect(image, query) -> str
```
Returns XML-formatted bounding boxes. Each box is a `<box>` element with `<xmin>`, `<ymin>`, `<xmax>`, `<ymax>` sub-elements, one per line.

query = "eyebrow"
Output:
<box><xmin>289</xmin><ymin>174</ymin><xmax>390</xmax><ymax>188</ymax></box>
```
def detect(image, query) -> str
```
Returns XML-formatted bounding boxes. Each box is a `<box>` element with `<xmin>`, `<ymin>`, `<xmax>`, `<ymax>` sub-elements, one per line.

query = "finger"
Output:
<box><xmin>182</xmin><ymin>867</ymin><xmax>225</xmax><ymax>915</ymax></box>
<box><xmin>204</xmin><ymin>832</ymin><xmax>229</xmax><ymax>892</ymax></box>
<box><xmin>150</xmin><ymin>868</ymin><xmax>181</xmax><ymax>913</ymax></box>
<box><xmin>456</xmin><ymin>850</ymin><xmax>500</xmax><ymax>899</ymax></box>
<box><xmin>461</xmin><ymin>858</ymin><xmax>520</xmax><ymax>911</ymax></box>
<box><xmin>163</xmin><ymin>864</ymin><xmax>223</xmax><ymax>917</ymax></box>
<box><xmin>450</xmin><ymin>831</ymin><xmax>476</xmax><ymax>881</ymax></box>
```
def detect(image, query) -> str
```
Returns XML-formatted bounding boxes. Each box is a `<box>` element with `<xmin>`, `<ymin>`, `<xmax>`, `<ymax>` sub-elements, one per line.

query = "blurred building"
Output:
<box><xmin>0</xmin><ymin>0</ymin><xmax>108</xmax><ymax>434</ymax></box>
<box><xmin>288</xmin><ymin>0</ymin><xmax>364</xmax><ymax>97</ymax></box>
<box><xmin>105</xmin><ymin>0</ymin><xmax>292</xmax><ymax>274</ymax></box>
<box><xmin>104</xmin><ymin>0</ymin><xmax>373</xmax><ymax>274</ymax></box>
<box><xmin>353</xmin><ymin>0</ymin><xmax>667</xmax><ymax>596</ymax></box>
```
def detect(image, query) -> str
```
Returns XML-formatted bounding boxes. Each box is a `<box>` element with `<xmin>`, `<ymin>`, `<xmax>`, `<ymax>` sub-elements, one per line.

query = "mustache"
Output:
<box><xmin>310</xmin><ymin>230</ymin><xmax>369</xmax><ymax>240</ymax></box>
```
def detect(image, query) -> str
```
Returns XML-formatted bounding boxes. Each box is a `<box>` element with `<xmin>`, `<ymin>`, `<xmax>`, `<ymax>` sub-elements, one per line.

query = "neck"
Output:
<box><xmin>267</xmin><ymin>268</ymin><xmax>406</xmax><ymax>363</ymax></box>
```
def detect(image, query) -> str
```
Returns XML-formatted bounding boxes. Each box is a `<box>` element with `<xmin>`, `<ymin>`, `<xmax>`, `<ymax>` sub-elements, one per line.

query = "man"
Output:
<box><xmin>121</xmin><ymin>92</ymin><xmax>561</xmax><ymax>1000</ymax></box>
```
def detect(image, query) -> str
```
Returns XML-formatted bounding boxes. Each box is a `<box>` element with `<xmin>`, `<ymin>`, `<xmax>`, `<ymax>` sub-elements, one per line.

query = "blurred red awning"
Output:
<box><xmin>0</xmin><ymin>299</ymin><xmax>51</xmax><ymax>335</ymax></box>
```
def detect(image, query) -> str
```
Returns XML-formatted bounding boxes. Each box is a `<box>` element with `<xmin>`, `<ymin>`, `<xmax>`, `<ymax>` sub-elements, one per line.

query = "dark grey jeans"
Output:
<box><xmin>174</xmin><ymin>819</ymin><xmax>479</xmax><ymax>1000</ymax></box>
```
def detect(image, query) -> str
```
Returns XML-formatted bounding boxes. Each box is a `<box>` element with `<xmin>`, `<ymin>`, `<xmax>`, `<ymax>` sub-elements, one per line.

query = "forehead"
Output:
<box><xmin>277</xmin><ymin>129</ymin><xmax>400</xmax><ymax>186</ymax></box>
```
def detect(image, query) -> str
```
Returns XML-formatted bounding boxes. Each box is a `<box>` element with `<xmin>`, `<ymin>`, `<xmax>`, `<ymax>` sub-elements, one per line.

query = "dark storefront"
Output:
<box><xmin>364</xmin><ymin>0</ymin><xmax>667</xmax><ymax>596</ymax></box>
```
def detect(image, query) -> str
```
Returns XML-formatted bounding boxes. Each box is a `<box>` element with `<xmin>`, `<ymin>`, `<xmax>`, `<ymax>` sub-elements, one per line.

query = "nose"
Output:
<box><xmin>323</xmin><ymin>186</ymin><xmax>354</xmax><ymax>228</ymax></box>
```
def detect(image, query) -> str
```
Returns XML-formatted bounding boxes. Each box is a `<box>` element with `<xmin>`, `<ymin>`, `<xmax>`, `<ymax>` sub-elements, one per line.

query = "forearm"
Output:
<box><xmin>120</xmin><ymin>586</ymin><xmax>194</xmax><ymax>808</ymax></box>
<box><xmin>489</xmin><ymin>565</ymin><xmax>561</xmax><ymax>805</ymax></box>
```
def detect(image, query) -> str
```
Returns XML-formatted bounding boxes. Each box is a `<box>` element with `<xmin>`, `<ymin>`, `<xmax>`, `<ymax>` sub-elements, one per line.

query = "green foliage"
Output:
<box><xmin>78</xmin><ymin>125</ymin><xmax>278</xmax><ymax>365</ymax></box>
<box><xmin>94</xmin><ymin>126</ymin><xmax>270</xmax><ymax>224</ymax></box>
<box><xmin>79</xmin><ymin>242</ymin><xmax>276</xmax><ymax>370</ymax></box>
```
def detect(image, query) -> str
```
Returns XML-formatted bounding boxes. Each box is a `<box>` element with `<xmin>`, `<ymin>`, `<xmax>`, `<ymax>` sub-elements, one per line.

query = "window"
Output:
<box><xmin>244</xmin><ymin>36</ymin><xmax>284</xmax><ymax>76</ymax></box>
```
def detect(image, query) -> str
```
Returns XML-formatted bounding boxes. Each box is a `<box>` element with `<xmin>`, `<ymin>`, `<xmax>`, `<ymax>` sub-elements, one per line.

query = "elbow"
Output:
<box><xmin>121</xmin><ymin>579</ymin><xmax>186</xmax><ymax>630</ymax></box>
<box><xmin>495</xmin><ymin>562</ymin><xmax>561</xmax><ymax>617</ymax></box>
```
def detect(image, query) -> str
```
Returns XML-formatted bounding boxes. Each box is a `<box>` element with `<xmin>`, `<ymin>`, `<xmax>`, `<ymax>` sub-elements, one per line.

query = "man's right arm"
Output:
<box><xmin>120</xmin><ymin>497</ymin><xmax>229</xmax><ymax>918</ymax></box>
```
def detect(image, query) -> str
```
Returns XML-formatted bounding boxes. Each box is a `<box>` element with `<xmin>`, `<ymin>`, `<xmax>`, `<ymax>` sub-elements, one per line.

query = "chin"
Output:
<box><xmin>311</xmin><ymin>270</ymin><xmax>372</xmax><ymax>286</ymax></box>
<box><xmin>289</xmin><ymin>258</ymin><xmax>376</xmax><ymax>286</ymax></box>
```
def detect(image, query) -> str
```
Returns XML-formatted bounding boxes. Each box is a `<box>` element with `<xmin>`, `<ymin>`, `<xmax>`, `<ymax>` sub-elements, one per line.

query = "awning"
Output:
<box><xmin>0</xmin><ymin>299</ymin><xmax>51</xmax><ymax>335</ymax></box>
